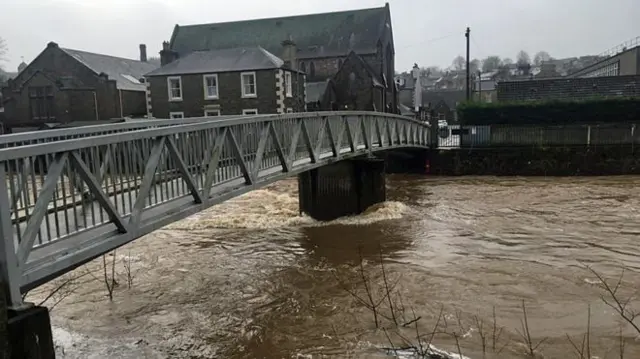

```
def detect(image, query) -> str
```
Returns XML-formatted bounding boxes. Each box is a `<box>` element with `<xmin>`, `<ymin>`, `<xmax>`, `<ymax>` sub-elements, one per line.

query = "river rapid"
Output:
<box><xmin>28</xmin><ymin>175</ymin><xmax>640</xmax><ymax>359</ymax></box>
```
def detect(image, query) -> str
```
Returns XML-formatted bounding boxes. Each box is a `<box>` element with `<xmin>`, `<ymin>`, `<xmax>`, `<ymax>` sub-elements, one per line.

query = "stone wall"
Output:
<box><xmin>497</xmin><ymin>75</ymin><xmax>640</xmax><ymax>102</ymax></box>
<box><xmin>427</xmin><ymin>146</ymin><xmax>640</xmax><ymax>176</ymax></box>
<box><xmin>148</xmin><ymin>69</ymin><xmax>305</xmax><ymax>118</ymax></box>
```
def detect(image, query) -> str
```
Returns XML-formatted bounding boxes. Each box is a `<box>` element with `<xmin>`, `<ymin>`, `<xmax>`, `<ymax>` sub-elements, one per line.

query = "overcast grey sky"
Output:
<box><xmin>1</xmin><ymin>0</ymin><xmax>638</xmax><ymax>73</ymax></box>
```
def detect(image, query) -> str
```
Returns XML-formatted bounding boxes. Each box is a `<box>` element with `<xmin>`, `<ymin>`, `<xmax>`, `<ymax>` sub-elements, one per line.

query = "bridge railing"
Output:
<box><xmin>0</xmin><ymin>115</ymin><xmax>272</xmax><ymax>148</ymax></box>
<box><xmin>436</xmin><ymin>123</ymin><xmax>639</xmax><ymax>148</ymax></box>
<box><xmin>0</xmin><ymin>112</ymin><xmax>430</xmax><ymax>308</ymax></box>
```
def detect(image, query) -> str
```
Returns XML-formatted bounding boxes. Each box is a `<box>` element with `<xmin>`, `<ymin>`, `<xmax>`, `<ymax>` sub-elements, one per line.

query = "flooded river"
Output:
<box><xmin>28</xmin><ymin>175</ymin><xmax>640</xmax><ymax>359</ymax></box>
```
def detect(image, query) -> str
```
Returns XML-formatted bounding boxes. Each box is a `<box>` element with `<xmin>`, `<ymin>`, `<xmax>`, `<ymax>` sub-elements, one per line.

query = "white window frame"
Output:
<box><xmin>169</xmin><ymin>111</ymin><xmax>184</xmax><ymax>119</ymax></box>
<box><xmin>241</xmin><ymin>71</ymin><xmax>257</xmax><ymax>98</ymax></box>
<box><xmin>242</xmin><ymin>109</ymin><xmax>258</xmax><ymax>115</ymax></box>
<box><xmin>285</xmin><ymin>72</ymin><xmax>292</xmax><ymax>97</ymax></box>
<box><xmin>286</xmin><ymin>108</ymin><xmax>293</xmax><ymax>113</ymax></box>
<box><xmin>167</xmin><ymin>76</ymin><xmax>182</xmax><ymax>101</ymax></box>
<box><xmin>205</xmin><ymin>109</ymin><xmax>221</xmax><ymax>117</ymax></box>
<box><xmin>203</xmin><ymin>74</ymin><xmax>219</xmax><ymax>99</ymax></box>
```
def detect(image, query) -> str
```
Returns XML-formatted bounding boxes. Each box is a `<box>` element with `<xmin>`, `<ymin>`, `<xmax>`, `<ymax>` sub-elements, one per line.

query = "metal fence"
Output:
<box><xmin>0</xmin><ymin>111</ymin><xmax>430</xmax><ymax>308</ymax></box>
<box><xmin>436</xmin><ymin>123</ymin><xmax>639</xmax><ymax>149</ymax></box>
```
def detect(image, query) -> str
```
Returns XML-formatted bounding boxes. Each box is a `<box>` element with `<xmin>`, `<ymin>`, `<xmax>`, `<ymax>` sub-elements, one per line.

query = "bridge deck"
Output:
<box><xmin>0</xmin><ymin>112</ymin><xmax>430</xmax><ymax>307</ymax></box>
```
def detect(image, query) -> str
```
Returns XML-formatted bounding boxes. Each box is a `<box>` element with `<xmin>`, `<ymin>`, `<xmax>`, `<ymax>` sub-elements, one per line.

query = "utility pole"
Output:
<box><xmin>465</xmin><ymin>27</ymin><xmax>471</xmax><ymax>101</ymax></box>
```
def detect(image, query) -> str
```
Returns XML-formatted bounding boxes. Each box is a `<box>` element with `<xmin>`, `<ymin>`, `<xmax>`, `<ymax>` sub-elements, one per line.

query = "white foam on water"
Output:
<box><xmin>165</xmin><ymin>188</ymin><xmax>410</xmax><ymax>231</ymax></box>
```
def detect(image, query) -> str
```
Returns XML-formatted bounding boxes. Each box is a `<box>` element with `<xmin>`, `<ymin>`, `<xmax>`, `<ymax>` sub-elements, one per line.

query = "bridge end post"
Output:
<box><xmin>7</xmin><ymin>305</ymin><xmax>56</xmax><ymax>359</ymax></box>
<box><xmin>0</xmin><ymin>163</ymin><xmax>56</xmax><ymax>359</ymax></box>
<box><xmin>298</xmin><ymin>158</ymin><xmax>386</xmax><ymax>221</ymax></box>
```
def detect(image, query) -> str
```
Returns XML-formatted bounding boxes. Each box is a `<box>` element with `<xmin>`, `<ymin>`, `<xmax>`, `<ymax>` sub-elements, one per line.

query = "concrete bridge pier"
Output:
<box><xmin>298</xmin><ymin>158</ymin><xmax>386</xmax><ymax>221</ymax></box>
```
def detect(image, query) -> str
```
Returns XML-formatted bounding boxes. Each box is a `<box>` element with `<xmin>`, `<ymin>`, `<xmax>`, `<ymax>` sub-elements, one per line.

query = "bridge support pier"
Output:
<box><xmin>298</xmin><ymin>158</ymin><xmax>386</xmax><ymax>221</ymax></box>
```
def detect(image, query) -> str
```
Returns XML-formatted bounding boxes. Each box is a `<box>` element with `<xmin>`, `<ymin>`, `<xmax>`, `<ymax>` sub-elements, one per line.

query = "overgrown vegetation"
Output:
<box><xmin>457</xmin><ymin>97</ymin><xmax>640</xmax><ymax>126</ymax></box>
<box><xmin>337</xmin><ymin>245</ymin><xmax>640</xmax><ymax>358</ymax></box>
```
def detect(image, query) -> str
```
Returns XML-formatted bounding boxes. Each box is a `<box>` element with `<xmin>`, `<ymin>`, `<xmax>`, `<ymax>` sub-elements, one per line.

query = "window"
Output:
<box><xmin>241</xmin><ymin>72</ymin><xmax>257</xmax><ymax>97</ymax></box>
<box><xmin>169</xmin><ymin>112</ymin><xmax>184</xmax><ymax>119</ymax></box>
<box><xmin>300</xmin><ymin>61</ymin><xmax>306</xmax><ymax>73</ymax></box>
<box><xmin>205</xmin><ymin>109</ymin><xmax>220</xmax><ymax>117</ymax></box>
<box><xmin>286</xmin><ymin>108</ymin><xmax>293</xmax><ymax>113</ymax></box>
<box><xmin>583</xmin><ymin>62</ymin><xmax>620</xmax><ymax>78</ymax></box>
<box><xmin>29</xmin><ymin>86</ymin><xmax>55</xmax><ymax>121</ymax></box>
<box><xmin>167</xmin><ymin>76</ymin><xmax>182</xmax><ymax>101</ymax></box>
<box><xmin>203</xmin><ymin>74</ymin><xmax>219</xmax><ymax>99</ymax></box>
<box><xmin>242</xmin><ymin>109</ymin><xmax>258</xmax><ymax>115</ymax></box>
<box><xmin>285</xmin><ymin>72</ymin><xmax>292</xmax><ymax>97</ymax></box>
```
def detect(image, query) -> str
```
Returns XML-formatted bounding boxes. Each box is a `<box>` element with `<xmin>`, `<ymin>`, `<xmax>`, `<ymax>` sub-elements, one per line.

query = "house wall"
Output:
<box><xmin>1</xmin><ymin>42</ymin><xmax>138</xmax><ymax>126</ymax></box>
<box><xmin>3</xmin><ymin>72</ymin><xmax>69</xmax><ymax>127</ymax></box>
<box><xmin>282</xmin><ymin>71</ymin><xmax>305</xmax><ymax>112</ymax></box>
<box><xmin>497</xmin><ymin>75</ymin><xmax>640</xmax><ymax>102</ymax></box>
<box><xmin>148</xmin><ymin>69</ymin><xmax>305</xmax><ymax>118</ymax></box>
<box><xmin>120</xmin><ymin>90</ymin><xmax>148</xmax><ymax>118</ymax></box>
<box><xmin>67</xmin><ymin>90</ymin><xmax>98</xmax><ymax>122</ymax></box>
<box><xmin>300</xmin><ymin>57</ymin><xmax>344</xmax><ymax>82</ymax></box>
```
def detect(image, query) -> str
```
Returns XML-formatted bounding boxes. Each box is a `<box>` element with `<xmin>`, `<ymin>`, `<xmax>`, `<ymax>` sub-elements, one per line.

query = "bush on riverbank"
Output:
<box><xmin>457</xmin><ymin>97</ymin><xmax>640</xmax><ymax>126</ymax></box>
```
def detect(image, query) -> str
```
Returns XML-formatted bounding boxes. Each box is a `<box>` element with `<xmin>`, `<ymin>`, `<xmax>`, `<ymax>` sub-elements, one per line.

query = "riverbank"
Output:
<box><xmin>428</xmin><ymin>146</ymin><xmax>640</xmax><ymax>176</ymax></box>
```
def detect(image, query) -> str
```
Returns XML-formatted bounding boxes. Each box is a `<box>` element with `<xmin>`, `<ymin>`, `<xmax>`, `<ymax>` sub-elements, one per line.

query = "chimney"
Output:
<box><xmin>160</xmin><ymin>41</ymin><xmax>177</xmax><ymax>66</ymax></box>
<box><xmin>281</xmin><ymin>39</ymin><xmax>297</xmax><ymax>70</ymax></box>
<box><xmin>139</xmin><ymin>44</ymin><xmax>147</xmax><ymax>62</ymax></box>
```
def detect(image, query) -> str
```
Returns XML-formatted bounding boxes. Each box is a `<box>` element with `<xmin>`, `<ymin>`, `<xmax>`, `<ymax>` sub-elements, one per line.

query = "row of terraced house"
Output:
<box><xmin>0</xmin><ymin>4</ymin><xmax>398</xmax><ymax>133</ymax></box>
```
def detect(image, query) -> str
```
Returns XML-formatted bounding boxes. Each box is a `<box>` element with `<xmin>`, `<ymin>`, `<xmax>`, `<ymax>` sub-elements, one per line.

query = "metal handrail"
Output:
<box><xmin>0</xmin><ymin>115</ymin><xmax>269</xmax><ymax>146</ymax></box>
<box><xmin>0</xmin><ymin>112</ymin><xmax>426</xmax><ymax>160</ymax></box>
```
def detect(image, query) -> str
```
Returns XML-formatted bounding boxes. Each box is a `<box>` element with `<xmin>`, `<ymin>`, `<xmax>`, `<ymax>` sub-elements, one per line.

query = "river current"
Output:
<box><xmin>28</xmin><ymin>175</ymin><xmax>640</xmax><ymax>359</ymax></box>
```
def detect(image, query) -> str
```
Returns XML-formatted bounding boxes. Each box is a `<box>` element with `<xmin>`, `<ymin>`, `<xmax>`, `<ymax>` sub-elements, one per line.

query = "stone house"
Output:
<box><xmin>145</xmin><ymin>46</ymin><xmax>305</xmax><ymax>118</ymax></box>
<box><xmin>0</xmin><ymin>42</ymin><xmax>157</xmax><ymax>133</ymax></box>
<box><xmin>159</xmin><ymin>3</ymin><xmax>397</xmax><ymax>113</ymax></box>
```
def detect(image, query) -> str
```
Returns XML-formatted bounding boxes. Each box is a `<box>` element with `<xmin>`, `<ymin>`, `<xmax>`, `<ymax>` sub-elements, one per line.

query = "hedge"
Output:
<box><xmin>457</xmin><ymin>97</ymin><xmax>640</xmax><ymax>126</ymax></box>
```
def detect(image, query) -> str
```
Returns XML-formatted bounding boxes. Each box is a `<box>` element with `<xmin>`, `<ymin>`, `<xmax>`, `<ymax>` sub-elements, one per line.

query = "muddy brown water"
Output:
<box><xmin>29</xmin><ymin>175</ymin><xmax>640</xmax><ymax>359</ymax></box>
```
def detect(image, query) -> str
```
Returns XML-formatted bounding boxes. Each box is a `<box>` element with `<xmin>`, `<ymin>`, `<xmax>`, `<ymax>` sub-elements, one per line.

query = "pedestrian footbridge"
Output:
<box><xmin>0</xmin><ymin>111</ymin><xmax>430</xmax><ymax>311</ymax></box>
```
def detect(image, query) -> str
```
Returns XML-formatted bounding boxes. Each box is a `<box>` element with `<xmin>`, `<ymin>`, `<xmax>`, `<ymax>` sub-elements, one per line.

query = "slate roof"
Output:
<box><xmin>305</xmin><ymin>81</ymin><xmax>330</xmax><ymax>103</ymax></box>
<box><xmin>169</xmin><ymin>5</ymin><xmax>390</xmax><ymax>60</ymax></box>
<box><xmin>145</xmin><ymin>47</ymin><xmax>286</xmax><ymax>77</ymax></box>
<box><xmin>61</xmin><ymin>48</ymin><xmax>158</xmax><ymax>91</ymax></box>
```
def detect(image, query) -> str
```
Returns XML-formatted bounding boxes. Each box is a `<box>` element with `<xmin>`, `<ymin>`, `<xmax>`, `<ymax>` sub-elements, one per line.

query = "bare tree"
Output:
<box><xmin>516</xmin><ymin>50</ymin><xmax>531</xmax><ymax>66</ymax></box>
<box><xmin>534</xmin><ymin>51</ymin><xmax>552</xmax><ymax>66</ymax></box>
<box><xmin>452</xmin><ymin>55</ymin><xmax>465</xmax><ymax>71</ymax></box>
<box><xmin>482</xmin><ymin>56</ymin><xmax>502</xmax><ymax>72</ymax></box>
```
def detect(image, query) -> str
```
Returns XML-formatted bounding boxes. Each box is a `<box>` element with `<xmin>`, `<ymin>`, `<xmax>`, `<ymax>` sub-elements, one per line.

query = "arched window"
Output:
<box><xmin>300</xmin><ymin>61</ymin><xmax>306</xmax><ymax>73</ymax></box>
<box><xmin>309</xmin><ymin>61</ymin><xmax>316</xmax><ymax>78</ymax></box>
